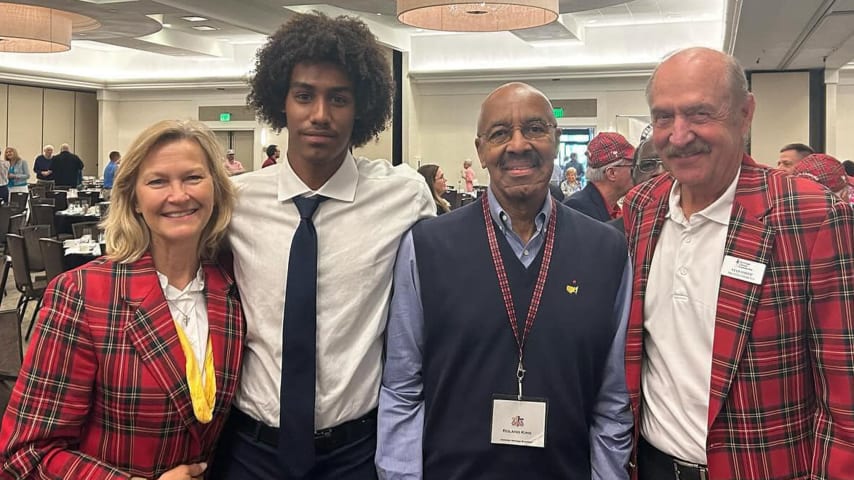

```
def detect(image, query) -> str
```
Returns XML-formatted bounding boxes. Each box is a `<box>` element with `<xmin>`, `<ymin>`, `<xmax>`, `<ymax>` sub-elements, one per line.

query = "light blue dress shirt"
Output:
<box><xmin>376</xmin><ymin>189</ymin><xmax>633</xmax><ymax>479</ymax></box>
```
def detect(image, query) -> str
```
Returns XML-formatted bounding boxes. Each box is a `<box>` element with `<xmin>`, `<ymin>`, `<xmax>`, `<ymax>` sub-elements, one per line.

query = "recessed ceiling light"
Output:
<box><xmin>162</xmin><ymin>23</ymin><xmax>172</xmax><ymax>28</ymax></box>
<box><xmin>182</xmin><ymin>16</ymin><xmax>208</xmax><ymax>22</ymax></box>
<box><xmin>377</xmin><ymin>12</ymin><xmax>382</xmax><ymax>15</ymax></box>
<box><xmin>191</xmin><ymin>25</ymin><xmax>218</xmax><ymax>31</ymax></box>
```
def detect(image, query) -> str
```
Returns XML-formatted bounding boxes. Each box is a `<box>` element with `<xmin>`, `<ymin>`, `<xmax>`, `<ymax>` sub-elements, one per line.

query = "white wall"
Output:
<box><xmin>98</xmin><ymin>88</ymin><xmax>285</xmax><ymax>174</ymax></box>
<box><xmin>830</xmin><ymin>69</ymin><xmax>854</xmax><ymax>160</ymax></box>
<box><xmin>750</xmin><ymin>72</ymin><xmax>810</xmax><ymax>167</ymax></box>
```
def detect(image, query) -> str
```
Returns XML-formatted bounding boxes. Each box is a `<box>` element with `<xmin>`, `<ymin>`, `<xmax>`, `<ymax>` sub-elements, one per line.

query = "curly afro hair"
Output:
<box><xmin>248</xmin><ymin>12</ymin><xmax>394</xmax><ymax>149</ymax></box>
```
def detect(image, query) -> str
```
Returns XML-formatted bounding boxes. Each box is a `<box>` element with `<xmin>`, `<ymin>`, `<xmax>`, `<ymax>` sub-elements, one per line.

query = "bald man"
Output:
<box><xmin>624</xmin><ymin>47</ymin><xmax>854</xmax><ymax>480</ymax></box>
<box><xmin>378</xmin><ymin>82</ymin><xmax>632</xmax><ymax>480</ymax></box>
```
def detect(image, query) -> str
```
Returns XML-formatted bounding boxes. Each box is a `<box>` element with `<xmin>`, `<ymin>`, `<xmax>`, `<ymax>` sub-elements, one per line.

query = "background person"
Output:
<box><xmin>261</xmin><ymin>144</ymin><xmax>279</xmax><ymax>168</ymax></box>
<box><xmin>791</xmin><ymin>152</ymin><xmax>850</xmax><ymax>201</ymax></box>
<box><xmin>0</xmin><ymin>152</ymin><xmax>8</xmax><ymax>204</ymax></box>
<box><xmin>34</xmin><ymin>144</ymin><xmax>54</xmax><ymax>181</ymax></box>
<box><xmin>0</xmin><ymin>119</ymin><xmax>243</xmax><ymax>480</ymax></box>
<box><xmin>418</xmin><ymin>164</ymin><xmax>451</xmax><ymax>215</ymax></box>
<box><xmin>460</xmin><ymin>158</ymin><xmax>476</xmax><ymax>193</ymax></box>
<box><xmin>223</xmin><ymin>149</ymin><xmax>245</xmax><ymax>176</ymax></box>
<box><xmin>51</xmin><ymin>143</ymin><xmax>85</xmax><ymax>188</ymax></box>
<box><xmin>776</xmin><ymin>142</ymin><xmax>814</xmax><ymax>173</ymax></box>
<box><xmin>560</xmin><ymin>166</ymin><xmax>582</xmax><ymax>197</ymax></box>
<box><xmin>564</xmin><ymin>132</ymin><xmax>636</xmax><ymax>222</ymax></box>
<box><xmin>5</xmin><ymin>147</ymin><xmax>30</xmax><ymax>194</ymax></box>
<box><xmin>102</xmin><ymin>150</ymin><xmax>121</xmax><ymax>200</ymax></box>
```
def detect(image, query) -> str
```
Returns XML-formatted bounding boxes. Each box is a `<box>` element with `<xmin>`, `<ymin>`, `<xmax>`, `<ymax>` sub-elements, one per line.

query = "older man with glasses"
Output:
<box><xmin>564</xmin><ymin>132</ymin><xmax>636</xmax><ymax>222</ymax></box>
<box><xmin>608</xmin><ymin>139</ymin><xmax>666</xmax><ymax>233</ymax></box>
<box><xmin>378</xmin><ymin>82</ymin><xmax>632</xmax><ymax>480</ymax></box>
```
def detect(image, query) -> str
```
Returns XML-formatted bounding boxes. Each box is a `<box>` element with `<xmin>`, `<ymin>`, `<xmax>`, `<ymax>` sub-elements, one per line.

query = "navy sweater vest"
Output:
<box><xmin>412</xmin><ymin>199</ymin><xmax>627</xmax><ymax>479</ymax></box>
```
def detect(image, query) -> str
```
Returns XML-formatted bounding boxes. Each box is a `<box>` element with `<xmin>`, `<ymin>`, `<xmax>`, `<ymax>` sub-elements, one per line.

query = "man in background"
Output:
<box><xmin>262</xmin><ymin>144</ymin><xmax>280</xmax><ymax>168</ymax></box>
<box><xmin>791</xmin><ymin>153</ymin><xmax>850</xmax><ymax>201</ymax></box>
<box><xmin>378</xmin><ymin>82</ymin><xmax>631</xmax><ymax>480</ymax></box>
<box><xmin>625</xmin><ymin>46</ymin><xmax>854</xmax><ymax>479</ymax></box>
<box><xmin>34</xmin><ymin>144</ymin><xmax>54</xmax><ymax>181</ymax></box>
<box><xmin>776</xmin><ymin>142</ymin><xmax>813</xmax><ymax>173</ymax></box>
<box><xmin>213</xmin><ymin>12</ymin><xmax>433</xmax><ymax>480</ymax></box>
<box><xmin>101</xmin><ymin>150</ymin><xmax>120</xmax><ymax>200</ymax></box>
<box><xmin>51</xmin><ymin>143</ymin><xmax>84</xmax><ymax>188</ymax></box>
<box><xmin>608</xmin><ymin>139</ymin><xmax>665</xmax><ymax>233</ymax></box>
<box><xmin>564</xmin><ymin>132</ymin><xmax>635</xmax><ymax>222</ymax></box>
<box><xmin>223</xmin><ymin>149</ymin><xmax>245</xmax><ymax>176</ymax></box>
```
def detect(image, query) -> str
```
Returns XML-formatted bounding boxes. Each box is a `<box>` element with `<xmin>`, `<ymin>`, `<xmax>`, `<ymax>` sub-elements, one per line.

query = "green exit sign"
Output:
<box><xmin>553</xmin><ymin>107</ymin><xmax>564</xmax><ymax>118</ymax></box>
<box><xmin>219</xmin><ymin>112</ymin><xmax>231</xmax><ymax>122</ymax></box>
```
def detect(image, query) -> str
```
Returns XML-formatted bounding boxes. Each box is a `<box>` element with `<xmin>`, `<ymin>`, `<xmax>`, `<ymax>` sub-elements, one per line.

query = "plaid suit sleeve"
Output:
<box><xmin>808</xmin><ymin>200</ymin><xmax>854</xmax><ymax>478</ymax></box>
<box><xmin>0</xmin><ymin>272</ymin><xmax>129</xmax><ymax>479</ymax></box>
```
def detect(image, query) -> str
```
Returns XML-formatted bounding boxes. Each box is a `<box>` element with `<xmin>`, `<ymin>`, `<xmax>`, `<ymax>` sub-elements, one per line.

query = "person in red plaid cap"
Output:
<box><xmin>792</xmin><ymin>153</ymin><xmax>850</xmax><ymax>201</ymax></box>
<box><xmin>564</xmin><ymin>132</ymin><xmax>635</xmax><ymax>222</ymax></box>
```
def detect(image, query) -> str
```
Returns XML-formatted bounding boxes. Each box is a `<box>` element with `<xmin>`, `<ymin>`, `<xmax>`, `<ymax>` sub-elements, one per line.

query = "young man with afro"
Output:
<box><xmin>212</xmin><ymin>12</ymin><xmax>434</xmax><ymax>480</ymax></box>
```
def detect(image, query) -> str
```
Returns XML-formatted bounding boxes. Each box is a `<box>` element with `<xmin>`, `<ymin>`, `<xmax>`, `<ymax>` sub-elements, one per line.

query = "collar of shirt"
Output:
<box><xmin>486</xmin><ymin>187</ymin><xmax>551</xmax><ymax>267</ymax></box>
<box><xmin>157</xmin><ymin>266</ymin><xmax>206</xmax><ymax>301</ymax></box>
<box><xmin>667</xmin><ymin>166</ymin><xmax>741</xmax><ymax>226</ymax></box>
<box><xmin>278</xmin><ymin>151</ymin><xmax>358</xmax><ymax>203</ymax></box>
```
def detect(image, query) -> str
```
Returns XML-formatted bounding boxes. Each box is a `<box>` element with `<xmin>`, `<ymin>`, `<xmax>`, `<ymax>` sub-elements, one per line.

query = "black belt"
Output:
<box><xmin>230</xmin><ymin>407</ymin><xmax>377</xmax><ymax>454</ymax></box>
<box><xmin>639</xmin><ymin>436</ymin><xmax>709</xmax><ymax>480</ymax></box>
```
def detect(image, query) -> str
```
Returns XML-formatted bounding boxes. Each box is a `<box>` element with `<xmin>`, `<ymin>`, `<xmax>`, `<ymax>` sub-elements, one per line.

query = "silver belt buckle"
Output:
<box><xmin>673</xmin><ymin>457</ymin><xmax>708</xmax><ymax>480</ymax></box>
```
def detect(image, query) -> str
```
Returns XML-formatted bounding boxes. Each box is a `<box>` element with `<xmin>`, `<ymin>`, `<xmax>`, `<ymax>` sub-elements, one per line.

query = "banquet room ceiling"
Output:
<box><xmin>0</xmin><ymin>0</ymin><xmax>852</xmax><ymax>87</ymax></box>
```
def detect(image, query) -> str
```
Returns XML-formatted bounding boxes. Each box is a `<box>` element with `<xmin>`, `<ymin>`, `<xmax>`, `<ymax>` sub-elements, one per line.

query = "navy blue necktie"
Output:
<box><xmin>280</xmin><ymin>195</ymin><xmax>325</xmax><ymax>476</ymax></box>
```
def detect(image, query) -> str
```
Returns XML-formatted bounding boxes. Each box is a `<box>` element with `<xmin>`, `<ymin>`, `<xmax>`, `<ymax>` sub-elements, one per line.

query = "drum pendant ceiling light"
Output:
<box><xmin>0</xmin><ymin>2</ymin><xmax>99</xmax><ymax>53</ymax></box>
<box><xmin>397</xmin><ymin>0</ymin><xmax>559</xmax><ymax>32</ymax></box>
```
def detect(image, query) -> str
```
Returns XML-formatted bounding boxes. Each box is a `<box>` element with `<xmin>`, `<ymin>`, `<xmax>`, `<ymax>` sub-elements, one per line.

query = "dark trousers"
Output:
<box><xmin>638</xmin><ymin>436</ymin><xmax>708</xmax><ymax>480</ymax></box>
<box><xmin>209</xmin><ymin>411</ymin><xmax>378</xmax><ymax>480</ymax></box>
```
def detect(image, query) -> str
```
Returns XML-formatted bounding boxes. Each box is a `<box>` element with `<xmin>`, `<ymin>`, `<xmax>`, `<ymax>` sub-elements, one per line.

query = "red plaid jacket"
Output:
<box><xmin>623</xmin><ymin>155</ymin><xmax>854</xmax><ymax>479</ymax></box>
<box><xmin>0</xmin><ymin>253</ymin><xmax>244</xmax><ymax>479</ymax></box>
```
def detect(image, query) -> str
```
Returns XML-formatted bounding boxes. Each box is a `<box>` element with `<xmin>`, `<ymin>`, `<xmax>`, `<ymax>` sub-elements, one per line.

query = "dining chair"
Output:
<box><xmin>0</xmin><ymin>308</ymin><xmax>23</xmax><ymax>415</ymax></box>
<box><xmin>6</xmin><ymin>234</ymin><xmax>47</xmax><ymax>340</ymax></box>
<box><xmin>39</xmin><ymin>238</ymin><xmax>67</xmax><ymax>284</ymax></box>
<box><xmin>72</xmin><ymin>221</ymin><xmax>102</xmax><ymax>240</ymax></box>
<box><xmin>20</xmin><ymin>225</ymin><xmax>51</xmax><ymax>273</ymax></box>
<box><xmin>8</xmin><ymin>192</ymin><xmax>28</xmax><ymax>215</ymax></box>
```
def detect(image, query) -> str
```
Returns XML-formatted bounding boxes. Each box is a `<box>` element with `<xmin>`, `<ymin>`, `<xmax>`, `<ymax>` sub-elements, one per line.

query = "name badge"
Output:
<box><xmin>721</xmin><ymin>255</ymin><xmax>766</xmax><ymax>285</ymax></box>
<box><xmin>490</xmin><ymin>395</ymin><xmax>547</xmax><ymax>448</ymax></box>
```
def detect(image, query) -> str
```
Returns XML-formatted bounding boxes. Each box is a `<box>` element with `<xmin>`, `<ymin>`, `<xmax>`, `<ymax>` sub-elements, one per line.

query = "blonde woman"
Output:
<box><xmin>0</xmin><ymin>120</ymin><xmax>244</xmax><ymax>479</ymax></box>
<box><xmin>4</xmin><ymin>147</ymin><xmax>29</xmax><ymax>194</ymax></box>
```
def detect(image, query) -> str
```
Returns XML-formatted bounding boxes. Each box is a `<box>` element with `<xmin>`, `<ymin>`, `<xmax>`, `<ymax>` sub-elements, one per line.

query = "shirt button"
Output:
<box><xmin>678</xmin><ymin>267</ymin><xmax>688</xmax><ymax>276</ymax></box>
<box><xmin>684</xmin><ymin>237</ymin><xmax>692</xmax><ymax>244</ymax></box>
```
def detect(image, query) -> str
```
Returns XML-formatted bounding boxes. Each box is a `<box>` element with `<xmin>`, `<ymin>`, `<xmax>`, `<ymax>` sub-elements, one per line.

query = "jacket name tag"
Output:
<box><xmin>721</xmin><ymin>255</ymin><xmax>766</xmax><ymax>285</ymax></box>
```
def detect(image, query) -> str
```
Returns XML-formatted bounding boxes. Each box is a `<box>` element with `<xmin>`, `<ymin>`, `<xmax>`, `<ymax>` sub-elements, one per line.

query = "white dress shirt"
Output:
<box><xmin>158</xmin><ymin>268</ymin><xmax>209</xmax><ymax>386</ymax></box>
<box><xmin>228</xmin><ymin>153</ymin><xmax>434</xmax><ymax>430</ymax></box>
<box><xmin>640</xmin><ymin>169</ymin><xmax>740</xmax><ymax>464</ymax></box>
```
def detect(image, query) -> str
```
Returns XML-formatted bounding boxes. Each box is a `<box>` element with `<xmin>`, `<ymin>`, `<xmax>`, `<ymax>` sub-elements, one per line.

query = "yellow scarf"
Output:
<box><xmin>173</xmin><ymin>322</ymin><xmax>216</xmax><ymax>423</ymax></box>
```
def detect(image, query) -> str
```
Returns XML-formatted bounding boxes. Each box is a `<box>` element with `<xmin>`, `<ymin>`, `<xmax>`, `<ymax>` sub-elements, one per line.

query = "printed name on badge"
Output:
<box><xmin>721</xmin><ymin>255</ymin><xmax>766</xmax><ymax>285</ymax></box>
<box><xmin>491</xmin><ymin>396</ymin><xmax>547</xmax><ymax>448</ymax></box>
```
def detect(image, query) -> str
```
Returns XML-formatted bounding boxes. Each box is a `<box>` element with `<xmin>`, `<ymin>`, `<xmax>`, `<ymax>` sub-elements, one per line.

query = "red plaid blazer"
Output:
<box><xmin>0</xmin><ymin>253</ymin><xmax>244</xmax><ymax>479</ymax></box>
<box><xmin>623</xmin><ymin>155</ymin><xmax>854</xmax><ymax>479</ymax></box>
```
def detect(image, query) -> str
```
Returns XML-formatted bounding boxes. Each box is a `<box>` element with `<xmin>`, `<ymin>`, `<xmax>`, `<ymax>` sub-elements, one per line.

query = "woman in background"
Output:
<box><xmin>0</xmin><ymin>120</ymin><xmax>244</xmax><ymax>480</ymax></box>
<box><xmin>560</xmin><ymin>167</ymin><xmax>583</xmax><ymax>197</ymax></box>
<box><xmin>0</xmin><ymin>150</ymin><xmax>9</xmax><ymax>204</ymax></box>
<box><xmin>418</xmin><ymin>163</ymin><xmax>451</xmax><ymax>215</ymax></box>
<box><xmin>5</xmin><ymin>147</ymin><xmax>29</xmax><ymax>194</ymax></box>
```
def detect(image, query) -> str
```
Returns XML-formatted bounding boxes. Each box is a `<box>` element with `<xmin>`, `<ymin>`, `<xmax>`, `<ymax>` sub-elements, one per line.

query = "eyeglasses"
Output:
<box><xmin>635</xmin><ymin>158</ymin><xmax>663</xmax><ymax>174</ymax></box>
<box><xmin>478</xmin><ymin>120</ymin><xmax>557</xmax><ymax>145</ymax></box>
